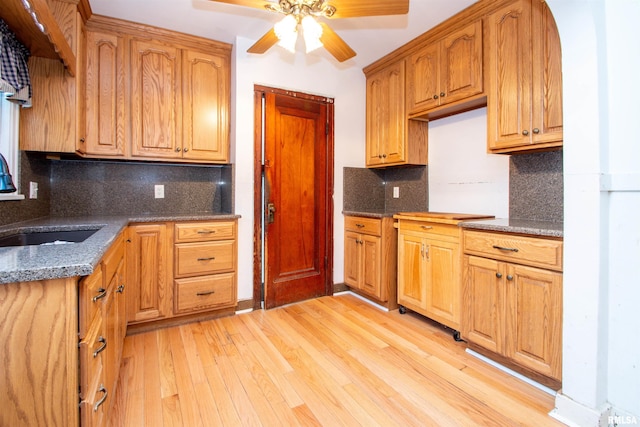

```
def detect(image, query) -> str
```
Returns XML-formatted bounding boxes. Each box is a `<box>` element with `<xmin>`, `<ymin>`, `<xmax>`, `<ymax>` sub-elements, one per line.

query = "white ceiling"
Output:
<box><xmin>89</xmin><ymin>0</ymin><xmax>477</xmax><ymax>69</ymax></box>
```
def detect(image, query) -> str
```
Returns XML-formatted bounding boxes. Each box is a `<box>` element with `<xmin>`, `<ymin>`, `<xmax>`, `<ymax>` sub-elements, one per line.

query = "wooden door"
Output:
<box><xmin>397</xmin><ymin>232</ymin><xmax>427</xmax><ymax>309</ymax></box>
<box><xmin>440</xmin><ymin>20</ymin><xmax>483</xmax><ymax>105</ymax></box>
<box><xmin>126</xmin><ymin>224</ymin><xmax>170</xmax><ymax>322</ymax></box>
<box><xmin>262</xmin><ymin>90</ymin><xmax>333</xmax><ymax>309</ymax></box>
<box><xmin>506</xmin><ymin>263</ymin><xmax>563</xmax><ymax>380</ymax></box>
<box><xmin>130</xmin><ymin>39</ymin><xmax>181</xmax><ymax>159</ymax></box>
<box><xmin>424</xmin><ymin>238</ymin><xmax>461</xmax><ymax>328</ymax></box>
<box><xmin>487</xmin><ymin>0</ymin><xmax>532</xmax><ymax>150</ymax></box>
<box><xmin>84</xmin><ymin>30</ymin><xmax>125</xmax><ymax>157</ymax></box>
<box><xmin>462</xmin><ymin>255</ymin><xmax>503</xmax><ymax>353</ymax></box>
<box><xmin>182</xmin><ymin>49</ymin><xmax>230</xmax><ymax>162</ymax></box>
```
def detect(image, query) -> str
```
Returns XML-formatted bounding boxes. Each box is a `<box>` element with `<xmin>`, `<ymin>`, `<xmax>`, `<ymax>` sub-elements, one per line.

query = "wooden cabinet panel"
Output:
<box><xmin>487</xmin><ymin>0</ymin><xmax>562</xmax><ymax>153</ymax></box>
<box><xmin>83</xmin><ymin>30</ymin><xmax>125</xmax><ymax>156</ymax></box>
<box><xmin>130</xmin><ymin>39</ymin><xmax>181</xmax><ymax>159</ymax></box>
<box><xmin>425</xmin><ymin>239</ymin><xmax>461</xmax><ymax>326</ymax></box>
<box><xmin>344</xmin><ymin>230</ymin><xmax>361</xmax><ymax>287</ymax></box>
<box><xmin>182</xmin><ymin>49</ymin><xmax>230</xmax><ymax>162</ymax></box>
<box><xmin>126</xmin><ymin>223</ymin><xmax>171</xmax><ymax>323</ymax></box>
<box><xmin>397</xmin><ymin>231</ymin><xmax>427</xmax><ymax>309</ymax></box>
<box><xmin>407</xmin><ymin>20</ymin><xmax>483</xmax><ymax>115</ymax></box>
<box><xmin>79</xmin><ymin>267</ymin><xmax>104</xmax><ymax>337</ymax></box>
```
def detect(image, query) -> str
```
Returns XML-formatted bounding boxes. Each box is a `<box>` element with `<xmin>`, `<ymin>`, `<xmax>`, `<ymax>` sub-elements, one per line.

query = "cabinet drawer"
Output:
<box><xmin>80</xmin><ymin>364</ymin><xmax>107</xmax><ymax>427</ymax></box>
<box><xmin>79</xmin><ymin>268</ymin><xmax>105</xmax><ymax>338</ymax></box>
<box><xmin>174</xmin><ymin>273</ymin><xmax>236</xmax><ymax>314</ymax></box>
<box><xmin>344</xmin><ymin>216</ymin><xmax>381</xmax><ymax>235</ymax></box>
<box><xmin>175</xmin><ymin>241</ymin><xmax>235</xmax><ymax>277</ymax></box>
<box><xmin>102</xmin><ymin>233</ymin><xmax>125</xmax><ymax>284</ymax></box>
<box><xmin>463</xmin><ymin>230</ymin><xmax>563</xmax><ymax>271</ymax></box>
<box><xmin>79</xmin><ymin>313</ymin><xmax>105</xmax><ymax>400</ymax></box>
<box><xmin>175</xmin><ymin>221</ymin><xmax>236</xmax><ymax>243</ymax></box>
<box><xmin>398</xmin><ymin>219</ymin><xmax>459</xmax><ymax>239</ymax></box>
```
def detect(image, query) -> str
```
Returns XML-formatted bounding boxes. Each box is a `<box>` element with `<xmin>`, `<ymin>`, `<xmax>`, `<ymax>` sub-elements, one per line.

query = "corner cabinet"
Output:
<box><xmin>365</xmin><ymin>60</ymin><xmax>428</xmax><ymax>168</ymax></box>
<box><xmin>462</xmin><ymin>229</ymin><xmax>563</xmax><ymax>386</ymax></box>
<box><xmin>344</xmin><ymin>215</ymin><xmax>397</xmax><ymax>309</ymax></box>
<box><xmin>486</xmin><ymin>0</ymin><xmax>563</xmax><ymax>153</ymax></box>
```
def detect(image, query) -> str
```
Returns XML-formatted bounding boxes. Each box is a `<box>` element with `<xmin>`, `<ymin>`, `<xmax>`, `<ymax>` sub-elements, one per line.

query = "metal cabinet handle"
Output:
<box><xmin>433</xmin><ymin>94</ymin><xmax>439</xmax><ymax>99</ymax></box>
<box><xmin>492</xmin><ymin>245</ymin><xmax>519</xmax><ymax>252</ymax></box>
<box><xmin>175</xmin><ymin>147</ymin><xmax>181</xmax><ymax>152</ymax></box>
<box><xmin>196</xmin><ymin>290</ymin><xmax>216</xmax><ymax>296</ymax></box>
<box><xmin>382</xmin><ymin>154</ymin><xmax>387</xmax><ymax>158</ymax></box>
<box><xmin>496</xmin><ymin>272</ymin><xmax>503</xmax><ymax>278</ymax></box>
<box><xmin>116</xmin><ymin>284</ymin><xmax>125</xmax><ymax>294</ymax></box>
<box><xmin>93</xmin><ymin>385</ymin><xmax>108</xmax><ymax>412</ymax></box>
<box><xmin>93</xmin><ymin>336</ymin><xmax>107</xmax><ymax>358</ymax></box>
<box><xmin>440</xmin><ymin>92</ymin><xmax>445</xmax><ymax>97</ymax></box>
<box><xmin>355</xmin><ymin>223</ymin><xmax>365</xmax><ymax>228</ymax></box>
<box><xmin>92</xmin><ymin>288</ymin><xmax>107</xmax><ymax>302</ymax></box>
<box><xmin>183</xmin><ymin>147</ymin><xmax>189</xmax><ymax>152</ymax></box>
<box><xmin>507</xmin><ymin>275</ymin><xmax>514</xmax><ymax>281</ymax></box>
<box><xmin>197</xmin><ymin>256</ymin><xmax>216</xmax><ymax>262</ymax></box>
<box><xmin>421</xmin><ymin>225</ymin><xmax>433</xmax><ymax>230</ymax></box>
<box><xmin>522</xmin><ymin>129</ymin><xmax>529</xmax><ymax>136</ymax></box>
<box><xmin>533</xmin><ymin>128</ymin><xmax>540</xmax><ymax>134</ymax></box>
<box><xmin>197</xmin><ymin>230</ymin><xmax>216</xmax><ymax>234</ymax></box>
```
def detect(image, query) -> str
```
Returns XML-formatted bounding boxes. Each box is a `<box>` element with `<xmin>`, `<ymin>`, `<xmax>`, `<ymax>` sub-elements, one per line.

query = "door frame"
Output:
<box><xmin>252</xmin><ymin>85</ymin><xmax>335</xmax><ymax>310</ymax></box>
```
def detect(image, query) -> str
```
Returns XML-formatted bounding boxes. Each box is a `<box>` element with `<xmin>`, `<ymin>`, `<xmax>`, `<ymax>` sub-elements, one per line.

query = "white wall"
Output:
<box><xmin>548</xmin><ymin>0</ymin><xmax>640</xmax><ymax>425</ymax></box>
<box><xmin>232</xmin><ymin>37</ymin><xmax>366</xmax><ymax>300</ymax></box>
<box><xmin>428</xmin><ymin>107</ymin><xmax>509</xmax><ymax>218</ymax></box>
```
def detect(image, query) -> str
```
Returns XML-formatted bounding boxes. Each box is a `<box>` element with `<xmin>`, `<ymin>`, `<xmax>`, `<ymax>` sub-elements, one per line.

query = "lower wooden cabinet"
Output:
<box><xmin>462</xmin><ymin>229</ymin><xmax>563</xmax><ymax>385</ymax></box>
<box><xmin>344</xmin><ymin>215</ymin><xmax>397</xmax><ymax>309</ymax></box>
<box><xmin>126</xmin><ymin>219</ymin><xmax>238</xmax><ymax>330</ymax></box>
<box><xmin>396</xmin><ymin>217</ymin><xmax>462</xmax><ymax>331</ymax></box>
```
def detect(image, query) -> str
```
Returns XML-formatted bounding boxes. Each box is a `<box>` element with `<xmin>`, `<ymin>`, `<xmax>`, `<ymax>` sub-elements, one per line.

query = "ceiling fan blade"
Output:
<box><xmin>326</xmin><ymin>0</ymin><xmax>409</xmax><ymax>18</ymax></box>
<box><xmin>319</xmin><ymin>22</ymin><xmax>356</xmax><ymax>62</ymax></box>
<box><xmin>208</xmin><ymin>0</ymin><xmax>271</xmax><ymax>9</ymax></box>
<box><xmin>247</xmin><ymin>27</ymin><xmax>279</xmax><ymax>54</ymax></box>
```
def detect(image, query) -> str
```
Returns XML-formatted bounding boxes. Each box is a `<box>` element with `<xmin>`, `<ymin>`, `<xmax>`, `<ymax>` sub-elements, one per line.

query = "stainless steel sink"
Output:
<box><xmin>0</xmin><ymin>228</ymin><xmax>100</xmax><ymax>247</ymax></box>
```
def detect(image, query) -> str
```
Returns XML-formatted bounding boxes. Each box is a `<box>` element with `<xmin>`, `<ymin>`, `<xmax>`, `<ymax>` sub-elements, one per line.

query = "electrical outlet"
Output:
<box><xmin>154</xmin><ymin>184</ymin><xmax>165</xmax><ymax>199</ymax></box>
<box><xmin>393</xmin><ymin>186</ymin><xmax>400</xmax><ymax>198</ymax></box>
<box><xmin>29</xmin><ymin>181</ymin><xmax>38</xmax><ymax>199</ymax></box>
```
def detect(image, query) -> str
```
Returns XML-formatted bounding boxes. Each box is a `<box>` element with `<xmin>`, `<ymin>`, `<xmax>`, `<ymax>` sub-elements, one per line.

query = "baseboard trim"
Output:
<box><xmin>334</xmin><ymin>290</ymin><xmax>390</xmax><ymax>312</ymax></box>
<box><xmin>550</xmin><ymin>393</ymin><xmax>611</xmax><ymax>427</ymax></box>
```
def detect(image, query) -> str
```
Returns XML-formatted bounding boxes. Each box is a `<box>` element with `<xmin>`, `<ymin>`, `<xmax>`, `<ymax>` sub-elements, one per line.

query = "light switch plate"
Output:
<box><xmin>29</xmin><ymin>181</ymin><xmax>38</xmax><ymax>199</ymax></box>
<box><xmin>154</xmin><ymin>184</ymin><xmax>165</xmax><ymax>199</ymax></box>
<box><xmin>393</xmin><ymin>186</ymin><xmax>400</xmax><ymax>198</ymax></box>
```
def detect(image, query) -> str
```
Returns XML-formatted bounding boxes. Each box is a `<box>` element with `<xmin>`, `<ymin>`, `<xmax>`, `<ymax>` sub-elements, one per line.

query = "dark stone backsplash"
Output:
<box><xmin>49</xmin><ymin>159</ymin><xmax>233</xmax><ymax>217</ymax></box>
<box><xmin>510</xmin><ymin>150</ymin><xmax>563</xmax><ymax>222</ymax></box>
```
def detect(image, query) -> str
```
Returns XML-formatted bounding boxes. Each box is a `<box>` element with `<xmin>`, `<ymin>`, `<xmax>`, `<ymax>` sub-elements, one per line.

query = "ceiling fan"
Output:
<box><xmin>208</xmin><ymin>0</ymin><xmax>410</xmax><ymax>62</ymax></box>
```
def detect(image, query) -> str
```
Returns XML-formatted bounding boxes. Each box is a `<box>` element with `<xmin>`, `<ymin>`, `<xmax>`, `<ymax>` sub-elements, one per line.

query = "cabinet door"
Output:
<box><xmin>487</xmin><ymin>0</ymin><xmax>532</xmax><ymax>150</ymax></box>
<box><xmin>360</xmin><ymin>234</ymin><xmax>383</xmax><ymax>300</ymax></box>
<box><xmin>365</xmin><ymin>61</ymin><xmax>406</xmax><ymax>166</ymax></box>
<box><xmin>130</xmin><ymin>39</ymin><xmax>181</xmax><ymax>159</ymax></box>
<box><xmin>462</xmin><ymin>255</ymin><xmax>503</xmax><ymax>354</ymax></box>
<box><xmin>182</xmin><ymin>49</ymin><xmax>229</xmax><ymax>162</ymax></box>
<box><xmin>440</xmin><ymin>20</ymin><xmax>483</xmax><ymax>105</ymax></box>
<box><xmin>407</xmin><ymin>42</ymin><xmax>440</xmax><ymax>112</ymax></box>
<box><xmin>344</xmin><ymin>231</ymin><xmax>361</xmax><ymax>288</ymax></box>
<box><xmin>531</xmin><ymin>0</ymin><xmax>563</xmax><ymax>145</ymax></box>
<box><xmin>424</xmin><ymin>238</ymin><xmax>461</xmax><ymax>329</ymax></box>
<box><xmin>84</xmin><ymin>30</ymin><xmax>125</xmax><ymax>156</ymax></box>
<box><xmin>505</xmin><ymin>263</ymin><xmax>562</xmax><ymax>380</ymax></box>
<box><xmin>397</xmin><ymin>232</ymin><xmax>427</xmax><ymax>309</ymax></box>
<box><xmin>126</xmin><ymin>224</ymin><xmax>171</xmax><ymax>323</ymax></box>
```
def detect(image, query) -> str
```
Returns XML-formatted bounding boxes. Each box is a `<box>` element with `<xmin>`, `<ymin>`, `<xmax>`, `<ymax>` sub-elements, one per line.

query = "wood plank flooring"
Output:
<box><xmin>109</xmin><ymin>293</ymin><xmax>563</xmax><ymax>426</ymax></box>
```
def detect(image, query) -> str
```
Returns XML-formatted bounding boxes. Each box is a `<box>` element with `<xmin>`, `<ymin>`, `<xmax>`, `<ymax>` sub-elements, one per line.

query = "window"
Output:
<box><xmin>0</xmin><ymin>96</ymin><xmax>24</xmax><ymax>200</ymax></box>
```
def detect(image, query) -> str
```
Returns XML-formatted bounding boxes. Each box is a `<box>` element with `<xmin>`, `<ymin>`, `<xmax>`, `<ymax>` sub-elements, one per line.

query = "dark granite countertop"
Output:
<box><xmin>460</xmin><ymin>218</ymin><xmax>564</xmax><ymax>238</ymax></box>
<box><xmin>342</xmin><ymin>210</ymin><xmax>397</xmax><ymax>218</ymax></box>
<box><xmin>0</xmin><ymin>214</ymin><xmax>240</xmax><ymax>284</ymax></box>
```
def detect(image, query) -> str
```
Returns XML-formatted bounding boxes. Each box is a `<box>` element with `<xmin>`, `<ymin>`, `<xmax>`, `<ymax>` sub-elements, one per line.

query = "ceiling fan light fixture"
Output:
<box><xmin>301</xmin><ymin>15</ymin><xmax>323</xmax><ymax>53</ymax></box>
<box><xmin>274</xmin><ymin>14</ymin><xmax>298</xmax><ymax>53</ymax></box>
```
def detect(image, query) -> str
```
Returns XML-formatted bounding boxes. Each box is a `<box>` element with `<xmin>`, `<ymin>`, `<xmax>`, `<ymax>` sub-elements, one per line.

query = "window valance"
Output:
<box><xmin>0</xmin><ymin>19</ymin><xmax>31</xmax><ymax>107</ymax></box>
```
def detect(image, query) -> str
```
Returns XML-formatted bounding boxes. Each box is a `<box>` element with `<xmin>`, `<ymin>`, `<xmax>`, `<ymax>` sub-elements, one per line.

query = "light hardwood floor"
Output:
<box><xmin>109</xmin><ymin>293</ymin><xmax>563</xmax><ymax>426</ymax></box>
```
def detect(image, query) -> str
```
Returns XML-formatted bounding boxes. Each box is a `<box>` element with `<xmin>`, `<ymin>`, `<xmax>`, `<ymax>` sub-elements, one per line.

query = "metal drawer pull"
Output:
<box><xmin>496</xmin><ymin>272</ymin><xmax>503</xmax><ymax>278</ymax></box>
<box><xmin>116</xmin><ymin>284</ymin><xmax>125</xmax><ymax>294</ymax></box>
<box><xmin>197</xmin><ymin>256</ymin><xmax>216</xmax><ymax>261</ymax></box>
<box><xmin>196</xmin><ymin>290</ymin><xmax>216</xmax><ymax>296</ymax></box>
<box><xmin>92</xmin><ymin>288</ymin><xmax>107</xmax><ymax>302</ymax></box>
<box><xmin>93</xmin><ymin>336</ymin><xmax>107</xmax><ymax>358</ymax></box>
<box><xmin>93</xmin><ymin>385</ymin><xmax>108</xmax><ymax>412</ymax></box>
<box><xmin>197</xmin><ymin>230</ymin><xmax>216</xmax><ymax>234</ymax></box>
<box><xmin>355</xmin><ymin>223</ymin><xmax>365</xmax><ymax>228</ymax></box>
<box><xmin>492</xmin><ymin>245</ymin><xmax>519</xmax><ymax>252</ymax></box>
<box><xmin>421</xmin><ymin>226</ymin><xmax>433</xmax><ymax>230</ymax></box>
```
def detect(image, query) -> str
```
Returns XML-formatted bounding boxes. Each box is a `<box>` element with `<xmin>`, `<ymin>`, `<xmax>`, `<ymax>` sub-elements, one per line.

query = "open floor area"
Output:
<box><xmin>109</xmin><ymin>293</ymin><xmax>562</xmax><ymax>426</ymax></box>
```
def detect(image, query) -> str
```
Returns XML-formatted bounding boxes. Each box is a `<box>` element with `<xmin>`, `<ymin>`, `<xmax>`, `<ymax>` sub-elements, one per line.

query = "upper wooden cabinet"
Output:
<box><xmin>20</xmin><ymin>2</ymin><xmax>85</xmax><ymax>153</ymax></box>
<box><xmin>486</xmin><ymin>0</ymin><xmax>563</xmax><ymax>153</ymax></box>
<box><xmin>407</xmin><ymin>21</ymin><xmax>483</xmax><ymax>116</ymax></box>
<box><xmin>365</xmin><ymin>60</ymin><xmax>428</xmax><ymax>168</ymax></box>
<box><xmin>81</xmin><ymin>30</ymin><xmax>126</xmax><ymax>157</ymax></box>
